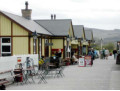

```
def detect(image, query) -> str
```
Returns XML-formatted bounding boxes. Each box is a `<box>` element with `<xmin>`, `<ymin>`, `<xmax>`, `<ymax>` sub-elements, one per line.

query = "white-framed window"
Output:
<box><xmin>1</xmin><ymin>37</ymin><xmax>11</xmax><ymax>56</ymax></box>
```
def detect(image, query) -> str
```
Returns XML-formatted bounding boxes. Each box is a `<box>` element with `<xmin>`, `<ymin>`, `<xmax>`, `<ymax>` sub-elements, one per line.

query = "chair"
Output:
<box><xmin>54</xmin><ymin>65</ymin><xmax>65</xmax><ymax>78</ymax></box>
<box><xmin>37</xmin><ymin>70</ymin><xmax>47</xmax><ymax>84</ymax></box>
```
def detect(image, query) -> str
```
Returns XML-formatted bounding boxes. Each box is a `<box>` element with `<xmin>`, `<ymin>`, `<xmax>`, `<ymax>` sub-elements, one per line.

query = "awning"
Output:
<box><xmin>71</xmin><ymin>40</ymin><xmax>78</xmax><ymax>45</ymax></box>
<box><xmin>82</xmin><ymin>41</ymin><xmax>89</xmax><ymax>45</ymax></box>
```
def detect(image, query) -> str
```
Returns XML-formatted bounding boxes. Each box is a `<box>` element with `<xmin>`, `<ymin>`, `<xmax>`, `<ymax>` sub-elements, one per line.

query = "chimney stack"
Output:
<box><xmin>51</xmin><ymin>14</ymin><xmax>53</xmax><ymax>20</ymax></box>
<box><xmin>54</xmin><ymin>14</ymin><xmax>56</xmax><ymax>20</ymax></box>
<box><xmin>21</xmin><ymin>1</ymin><xmax>32</xmax><ymax>20</ymax></box>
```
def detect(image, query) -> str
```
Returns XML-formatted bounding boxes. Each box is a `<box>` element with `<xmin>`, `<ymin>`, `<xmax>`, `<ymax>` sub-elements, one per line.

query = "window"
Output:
<box><xmin>2</xmin><ymin>38</ymin><xmax>10</xmax><ymax>43</ymax></box>
<box><xmin>1</xmin><ymin>37</ymin><xmax>11</xmax><ymax>57</ymax></box>
<box><xmin>2</xmin><ymin>46</ymin><xmax>10</xmax><ymax>52</ymax></box>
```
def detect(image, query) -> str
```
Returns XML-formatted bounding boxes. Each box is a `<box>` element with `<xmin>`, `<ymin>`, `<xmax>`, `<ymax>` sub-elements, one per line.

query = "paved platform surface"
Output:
<box><xmin>7</xmin><ymin>56</ymin><xmax>120</xmax><ymax>90</ymax></box>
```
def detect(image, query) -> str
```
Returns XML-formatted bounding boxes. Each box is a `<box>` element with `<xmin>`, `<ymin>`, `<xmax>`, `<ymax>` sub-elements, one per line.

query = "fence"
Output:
<box><xmin>0</xmin><ymin>54</ymin><xmax>38</xmax><ymax>72</ymax></box>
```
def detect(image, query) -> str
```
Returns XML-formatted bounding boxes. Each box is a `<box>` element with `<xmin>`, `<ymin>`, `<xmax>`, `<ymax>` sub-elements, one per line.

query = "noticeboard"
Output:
<box><xmin>84</xmin><ymin>56</ymin><xmax>92</xmax><ymax>66</ymax></box>
<box><xmin>78</xmin><ymin>57</ymin><xmax>85</xmax><ymax>67</ymax></box>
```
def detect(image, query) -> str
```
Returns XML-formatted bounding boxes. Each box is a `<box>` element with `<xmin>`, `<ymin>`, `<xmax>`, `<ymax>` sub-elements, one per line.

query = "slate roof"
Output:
<box><xmin>73</xmin><ymin>25</ymin><xmax>84</xmax><ymax>38</ymax></box>
<box><xmin>34</xmin><ymin>19</ymin><xmax>72</xmax><ymax>36</ymax></box>
<box><xmin>84</xmin><ymin>28</ymin><xmax>93</xmax><ymax>41</ymax></box>
<box><xmin>0</xmin><ymin>10</ymin><xmax>51</xmax><ymax>35</ymax></box>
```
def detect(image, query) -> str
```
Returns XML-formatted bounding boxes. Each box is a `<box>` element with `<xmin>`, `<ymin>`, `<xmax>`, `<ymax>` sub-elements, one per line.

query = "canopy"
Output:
<box><xmin>71</xmin><ymin>40</ymin><xmax>78</xmax><ymax>45</ymax></box>
<box><xmin>82</xmin><ymin>41</ymin><xmax>89</xmax><ymax>45</ymax></box>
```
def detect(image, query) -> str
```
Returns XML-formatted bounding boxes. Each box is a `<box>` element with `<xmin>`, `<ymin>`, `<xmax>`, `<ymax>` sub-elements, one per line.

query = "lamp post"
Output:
<box><xmin>78</xmin><ymin>38</ymin><xmax>81</xmax><ymax>57</ymax></box>
<box><xmin>67</xmin><ymin>35</ymin><xmax>70</xmax><ymax>58</ymax></box>
<box><xmin>32</xmin><ymin>31</ymin><xmax>37</xmax><ymax>54</ymax></box>
<box><xmin>118</xmin><ymin>42</ymin><xmax>120</xmax><ymax>50</ymax></box>
<box><xmin>101</xmin><ymin>38</ymin><xmax>103</xmax><ymax>50</ymax></box>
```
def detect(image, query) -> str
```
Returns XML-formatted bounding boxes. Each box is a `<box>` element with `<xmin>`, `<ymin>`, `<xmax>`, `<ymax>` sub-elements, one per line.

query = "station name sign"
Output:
<box><xmin>45</xmin><ymin>43</ymin><xmax>53</xmax><ymax>46</ymax></box>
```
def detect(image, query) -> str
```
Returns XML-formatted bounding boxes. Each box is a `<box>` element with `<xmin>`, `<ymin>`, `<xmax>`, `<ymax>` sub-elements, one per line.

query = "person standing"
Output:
<box><xmin>100</xmin><ymin>50</ymin><xmax>103</xmax><ymax>59</ymax></box>
<box><xmin>88</xmin><ymin>48</ymin><xmax>94</xmax><ymax>65</ymax></box>
<box><xmin>102</xmin><ymin>48</ymin><xmax>105</xmax><ymax>59</ymax></box>
<box><xmin>91</xmin><ymin>48</ymin><xmax>95</xmax><ymax>60</ymax></box>
<box><xmin>105</xmin><ymin>49</ymin><xmax>109</xmax><ymax>60</ymax></box>
<box><xmin>113</xmin><ymin>49</ymin><xmax>117</xmax><ymax>59</ymax></box>
<box><xmin>56</xmin><ymin>49</ymin><xmax>62</xmax><ymax>68</ymax></box>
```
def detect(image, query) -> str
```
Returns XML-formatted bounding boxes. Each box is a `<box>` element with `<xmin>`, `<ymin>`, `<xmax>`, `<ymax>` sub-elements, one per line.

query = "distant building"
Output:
<box><xmin>84</xmin><ymin>28</ymin><xmax>94</xmax><ymax>55</ymax></box>
<box><xmin>35</xmin><ymin>19</ymin><xmax>75</xmax><ymax>58</ymax></box>
<box><xmin>73</xmin><ymin>25</ymin><xmax>85</xmax><ymax>56</ymax></box>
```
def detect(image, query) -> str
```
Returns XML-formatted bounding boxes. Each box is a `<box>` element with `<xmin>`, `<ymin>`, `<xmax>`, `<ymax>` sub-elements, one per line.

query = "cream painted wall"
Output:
<box><xmin>52</xmin><ymin>39</ymin><xmax>63</xmax><ymax>58</ymax></box>
<box><xmin>42</xmin><ymin>38</ymin><xmax>45</xmax><ymax>56</ymax></box>
<box><xmin>13</xmin><ymin>37</ymin><xmax>28</xmax><ymax>55</ymax></box>
<box><xmin>13</xmin><ymin>23</ymin><xmax>28</xmax><ymax>36</ymax></box>
<box><xmin>0</xmin><ymin>15</ymin><xmax>11</xmax><ymax>36</ymax></box>
<box><xmin>30</xmin><ymin>38</ymin><xmax>33</xmax><ymax>54</ymax></box>
<box><xmin>49</xmin><ymin>39</ymin><xmax>51</xmax><ymax>57</ymax></box>
<box><xmin>52</xmin><ymin>39</ymin><xmax>63</xmax><ymax>49</ymax></box>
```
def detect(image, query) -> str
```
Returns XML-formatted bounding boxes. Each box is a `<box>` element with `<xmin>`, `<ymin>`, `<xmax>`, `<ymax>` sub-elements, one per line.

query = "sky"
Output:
<box><xmin>0</xmin><ymin>0</ymin><xmax>120</xmax><ymax>30</ymax></box>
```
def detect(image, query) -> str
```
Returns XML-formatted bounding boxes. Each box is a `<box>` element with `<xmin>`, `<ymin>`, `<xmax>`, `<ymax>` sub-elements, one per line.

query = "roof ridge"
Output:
<box><xmin>34</xmin><ymin>19</ymin><xmax>72</xmax><ymax>21</ymax></box>
<box><xmin>73</xmin><ymin>25</ymin><xmax>84</xmax><ymax>26</ymax></box>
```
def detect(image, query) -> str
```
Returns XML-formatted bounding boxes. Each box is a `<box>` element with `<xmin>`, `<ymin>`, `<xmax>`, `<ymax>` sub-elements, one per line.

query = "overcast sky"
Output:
<box><xmin>0</xmin><ymin>0</ymin><xmax>120</xmax><ymax>30</ymax></box>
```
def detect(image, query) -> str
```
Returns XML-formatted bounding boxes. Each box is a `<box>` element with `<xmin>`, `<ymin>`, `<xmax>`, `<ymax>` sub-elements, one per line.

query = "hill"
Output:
<box><xmin>86</xmin><ymin>28</ymin><xmax>120</xmax><ymax>44</ymax></box>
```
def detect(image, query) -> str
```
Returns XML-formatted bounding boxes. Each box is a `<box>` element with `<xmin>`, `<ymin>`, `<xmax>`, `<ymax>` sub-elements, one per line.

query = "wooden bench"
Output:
<box><xmin>0</xmin><ymin>79</ymin><xmax>9</xmax><ymax>85</ymax></box>
<box><xmin>0</xmin><ymin>70</ymin><xmax>13</xmax><ymax>86</ymax></box>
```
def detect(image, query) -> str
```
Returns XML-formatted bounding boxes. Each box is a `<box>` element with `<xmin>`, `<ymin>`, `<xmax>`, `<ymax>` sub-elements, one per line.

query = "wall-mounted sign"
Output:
<box><xmin>17</xmin><ymin>57</ymin><xmax>21</xmax><ymax>63</ymax></box>
<box><xmin>45</xmin><ymin>43</ymin><xmax>53</xmax><ymax>46</ymax></box>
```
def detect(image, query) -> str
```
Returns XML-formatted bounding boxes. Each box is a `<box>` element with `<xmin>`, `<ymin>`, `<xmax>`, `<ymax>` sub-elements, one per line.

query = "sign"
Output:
<box><xmin>17</xmin><ymin>57</ymin><xmax>21</xmax><ymax>63</ymax></box>
<box><xmin>45</xmin><ymin>43</ymin><xmax>53</xmax><ymax>46</ymax></box>
<box><xmin>78</xmin><ymin>58</ymin><xmax>85</xmax><ymax>67</ymax></box>
<box><xmin>84</xmin><ymin>56</ymin><xmax>91</xmax><ymax>66</ymax></box>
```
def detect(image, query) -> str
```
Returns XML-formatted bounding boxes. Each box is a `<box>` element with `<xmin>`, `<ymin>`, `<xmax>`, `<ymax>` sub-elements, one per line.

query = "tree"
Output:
<box><xmin>91</xmin><ymin>43</ymin><xmax>101</xmax><ymax>50</ymax></box>
<box><xmin>103</xmin><ymin>42</ymin><xmax>115</xmax><ymax>52</ymax></box>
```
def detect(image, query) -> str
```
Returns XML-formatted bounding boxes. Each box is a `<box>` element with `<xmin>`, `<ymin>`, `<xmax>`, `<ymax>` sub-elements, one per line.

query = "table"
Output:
<box><xmin>22</xmin><ymin>67</ymin><xmax>35</xmax><ymax>84</ymax></box>
<box><xmin>49</xmin><ymin>64</ymin><xmax>56</xmax><ymax>69</ymax></box>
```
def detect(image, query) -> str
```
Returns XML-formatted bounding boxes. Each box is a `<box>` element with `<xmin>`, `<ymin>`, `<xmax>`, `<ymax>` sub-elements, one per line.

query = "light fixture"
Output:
<box><xmin>32</xmin><ymin>31</ymin><xmax>37</xmax><ymax>40</ymax></box>
<box><xmin>32</xmin><ymin>30</ymin><xmax>37</xmax><ymax>54</ymax></box>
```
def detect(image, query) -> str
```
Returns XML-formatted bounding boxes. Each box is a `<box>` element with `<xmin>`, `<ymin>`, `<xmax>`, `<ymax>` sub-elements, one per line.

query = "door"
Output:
<box><xmin>45</xmin><ymin>39</ymin><xmax>49</xmax><ymax>57</ymax></box>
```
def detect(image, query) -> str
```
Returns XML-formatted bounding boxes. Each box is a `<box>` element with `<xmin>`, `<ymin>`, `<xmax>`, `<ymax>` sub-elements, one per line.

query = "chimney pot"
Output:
<box><xmin>51</xmin><ymin>14</ymin><xmax>53</xmax><ymax>20</ymax></box>
<box><xmin>25</xmin><ymin>1</ymin><xmax>28</xmax><ymax>10</ymax></box>
<box><xmin>54</xmin><ymin>14</ymin><xmax>56</xmax><ymax>20</ymax></box>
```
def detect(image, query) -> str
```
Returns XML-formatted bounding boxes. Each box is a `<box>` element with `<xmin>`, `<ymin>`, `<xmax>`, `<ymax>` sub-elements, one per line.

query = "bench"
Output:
<box><xmin>0</xmin><ymin>79</ymin><xmax>9</xmax><ymax>85</ymax></box>
<box><xmin>0</xmin><ymin>70</ymin><xmax>13</xmax><ymax>90</ymax></box>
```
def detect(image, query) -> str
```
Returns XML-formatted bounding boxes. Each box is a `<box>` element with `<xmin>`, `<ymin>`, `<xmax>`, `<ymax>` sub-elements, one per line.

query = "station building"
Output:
<box><xmin>0</xmin><ymin>2</ymin><xmax>94</xmax><ymax>60</ymax></box>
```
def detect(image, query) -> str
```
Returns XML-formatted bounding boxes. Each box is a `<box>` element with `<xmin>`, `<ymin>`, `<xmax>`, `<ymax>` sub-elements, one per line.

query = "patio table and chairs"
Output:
<box><xmin>12</xmin><ymin>57</ymin><xmax>65</xmax><ymax>85</ymax></box>
<box><xmin>22</xmin><ymin>67</ymin><xmax>35</xmax><ymax>84</ymax></box>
